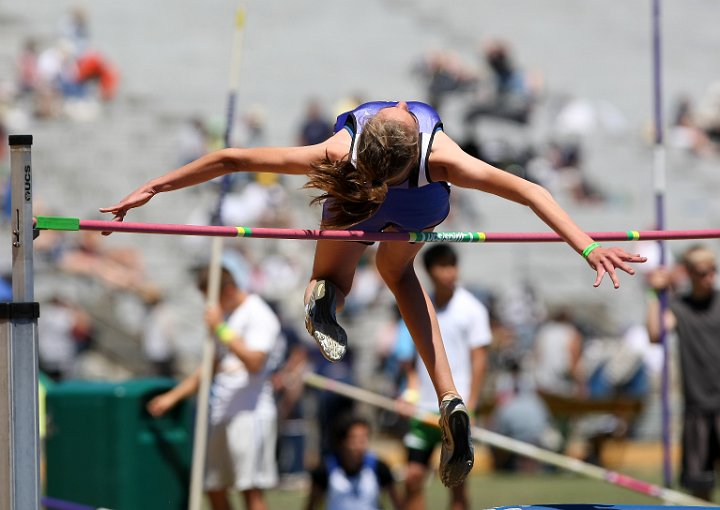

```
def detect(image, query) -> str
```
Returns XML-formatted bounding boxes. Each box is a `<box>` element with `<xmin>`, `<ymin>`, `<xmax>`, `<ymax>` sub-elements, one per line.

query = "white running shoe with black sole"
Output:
<box><xmin>304</xmin><ymin>280</ymin><xmax>347</xmax><ymax>362</ymax></box>
<box><xmin>438</xmin><ymin>397</ymin><xmax>474</xmax><ymax>488</ymax></box>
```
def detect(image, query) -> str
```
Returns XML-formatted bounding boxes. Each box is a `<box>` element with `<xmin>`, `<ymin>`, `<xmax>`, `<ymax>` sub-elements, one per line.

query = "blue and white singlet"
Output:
<box><xmin>323</xmin><ymin>101</ymin><xmax>451</xmax><ymax>233</ymax></box>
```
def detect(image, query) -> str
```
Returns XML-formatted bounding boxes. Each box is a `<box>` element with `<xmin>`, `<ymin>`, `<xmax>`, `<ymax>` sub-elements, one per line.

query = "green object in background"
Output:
<box><xmin>45</xmin><ymin>378</ymin><xmax>193</xmax><ymax>510</ymax></box>
<box><xmin>38</xmin><ymin>372</ymin><xmax>55</xmax><ymax>441</ymax></box>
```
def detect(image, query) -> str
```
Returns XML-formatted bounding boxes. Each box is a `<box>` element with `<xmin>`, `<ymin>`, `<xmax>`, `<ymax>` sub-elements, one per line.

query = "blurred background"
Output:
<box><xmin>2</xmin><ymin>0</ymin><xmax>720</xmax><ymax>508</ymax></box>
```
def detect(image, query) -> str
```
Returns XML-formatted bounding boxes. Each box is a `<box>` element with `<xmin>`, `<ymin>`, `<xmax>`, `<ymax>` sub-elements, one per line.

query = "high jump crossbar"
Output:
<box><xmin>34</xmin><ymin>216</ymin><xmax>720</xmax><ymax>243</ymax></box>
<box><xmin>303</xmin><ymin>372</ymin><xmax>708</xmax><ymax>507</ymax></box>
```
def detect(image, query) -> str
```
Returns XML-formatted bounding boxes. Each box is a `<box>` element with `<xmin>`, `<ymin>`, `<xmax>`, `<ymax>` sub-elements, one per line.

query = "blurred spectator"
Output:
<box><xmin>526</xmin><ymin>141</ymin><xmax>604</xmax><ymax>204</ymax></box>
<box><xmin>584</xmin><ymin>325</ymin><xmax>650</xmax><ymax>401</ymax></box>
<box><xmin>668</xmin><ymin>97</ymin><xmax>715</xmax><ymax>157</ymax></box>
<box><xmin>311</xmin><ymin>346</ymin><xmax>357</xmax><ymax>457</ymax></box>
<box><xmin>464</xmin><ymin>40</ymin><xmax>540</xmax><ymax>126</ymax></box>
<box><xmin>375</xmin><ymin>304</ymin><xmax>406</xmax><ymax>393</ymax></box>
<box><xmin>38</xmin><ymin>295</ymin><xmax>94</xmax><ymax>381</ymax></box>
<box><xmin>0</xmin><ymin>119</ymin><xmax>8</xmax><ymax>223</ymax></box>
<box><xmin>532</xmin><ymin>307</ymin><xmax>585</xmax><ymax>398</ymax></box>
<box><xmin>399</xmin><ymin>244</ymin><xmax>491</xmax><ymax>510</ymax></box>
<box><xmin>298</xmin><ymin>98</ymin><xmax>333</xmax><ymax>146</ymax></box>
<box><xmin>490</xmin><ymin>358</ymin><xmax>558</xmax><ymax>473</ymax></box>
<box><xmin>341</xmin><ymin>249</ymin><xmax>384</xmax><ymax>322</ymax></box>
<box><xmin>57</xmin><ymin>229</ymin><xmax>160</xmax><ymax>301</ymax></box>
<box><xmin>582</xmin><ymin>328</ymin><xmax>648</xmax><ymax>466</ymax></box>
<box><xmin>177</xmin><ymin>116</ymin><xmax>210</xmax><ymax>166</ymax></box>
<box><xmin>248</xmin><ymin>251</ymin><xmax>304</xmax><ymax>301</ymax></box>
<box><xmin>218</xmin><ymin>105</ymin><xmax>267</xmax><ymax>190</ymax></box>
<box><xmin>0</xmin><ymin>273</ymin><xmax>11</xmax><ymax>301</ymax></box>
<box><xmin>552</xmin><ymin>96</ymin><xmax>628</xmax><ymax>140</ymax></box>
<box><xmin>73</xmin><ymin>48</ymin><xmax>120</xmax><ymax>102</ymax></box>
<box><xmin>332</xmin><ymin>92</ymin><xmax>364</xmax><ymax>119</ymax></box>
<box><xmin>305</xmin><ymin>414</ymin><xmax>401</xmax><ymax>510</ymax></box>
<box><xmin>544</xmin><ymin>142</ymin><xmax>591</xmax><ymax>199</ymax></box>
<box><xmin>412</xmin><ymin>50</ymin><xmax>476</xmax><ymax>111</ymax></box>
<box><xmin>15</xmin><ymin>8</ymin><xmax>119</xmax><ymax>121</ymax></box>
<box><xmin>17</xmin><ymin>38</ymin><xmax>40</xmax><ymax>97</ymax></box>
<box><xmin>485</xmin><ymin>301</ymin><xmax>522</xmax><ymax>392</ymax></box>
<box><xmin>496</xmin><ymin>280</ymin><xmax>546</xmax><ymax>356</ymax></box>
<box><xmin>390</xmin><ymin>307</ymin><xmax>415</xmax><ymax>394</ymax></box>
<box><xmin>373</xmin><ymin>304</ymin><xmax>409</xmax><ymax>436</ymax></box>
<box><xmin>0</xmin><ymin>118</ymin><xmax>6</xmax><ymax>161</ymax></box>
<box><xmin>695</xmin><ymin>81</ymin><xmax>720</xmax><ymax>149</ymax></box>
<box><xmin>270</xmin><ymin>300</ymin><xmax>311</xmax><ymax>485</ymax></box>
<box><xmin>34</xmin><ymin>41</ymin><xmax>71</xmax><ymax>117</ymax></box>
<box><xmin>147</xmin><ymin>266</ymin><xmax>284</xmax><ymax>510</ymax></box>
<box><xmin>59</xmin><ymin>7</ymin><xmax>91</xmax><ymax>54</ymax></box>
<box><xmin>231</xmin><ymin>104</ymin><xmax>267</xmax><ymax>149</ymax></box>
<box><xmin>36</xmin><ymin>41</ymin><xmax>67</xmax><ymax>92</ymax></box>
<box><xmin>220</xmin><ymin>173</ymin><xmax>292</xmax><ymax>229</ymax></box>
<box><xmin>59</xmin><ymin>7</ymin><xmax>118</xmax><ymax>102</ymax></box>
<box><xmin>646</xmin><ymin>244</ymin><xmax>720</xmax><ymax>501</ymax></box>
<box><xmin>463</xmin><ymin>134</ymin><xmax>536</xmax><ymax>182</ymax></box>
<box><xmin>141</xmin><ymin>292</ymin><xmax>178</xmax><ymax>377</ymax></box>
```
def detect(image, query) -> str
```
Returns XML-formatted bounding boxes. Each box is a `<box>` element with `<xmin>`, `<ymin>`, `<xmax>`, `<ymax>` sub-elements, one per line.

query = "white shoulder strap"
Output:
<box><xmin>418</xmin><ymin>132</ymin><xmax>432</xmax><ymax>186</ymax></box>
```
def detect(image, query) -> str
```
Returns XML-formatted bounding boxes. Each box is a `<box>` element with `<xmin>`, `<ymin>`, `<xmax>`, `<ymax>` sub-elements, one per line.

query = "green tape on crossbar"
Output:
<box><xmin>35</xmin><ymin>216</ymin><xmax>80</xmax><ymax>231</ymax></box>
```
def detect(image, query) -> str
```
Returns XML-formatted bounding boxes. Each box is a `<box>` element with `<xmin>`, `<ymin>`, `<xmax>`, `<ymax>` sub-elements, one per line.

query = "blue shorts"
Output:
<box><xmin>322</xmin><ymin>182</ymin><xmax>450</xmax><ymax>241</ymax></box>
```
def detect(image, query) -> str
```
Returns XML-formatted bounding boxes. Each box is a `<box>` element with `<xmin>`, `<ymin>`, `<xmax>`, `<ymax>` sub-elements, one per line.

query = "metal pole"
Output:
<box><xmin>188</xmin><ymin>4</ymin><xmax>247</xmax><ymax>509</ymax></box>
<box><xmin>651</xmin><ymin>0</ymin><xmax>672</xmax><ymax>488</ymax></box>
<box><xmin>0</xmin><ymin>134</ymin><xmax>41</xmax><ymax>510</ymax></box>
<box><xmin>187</xmin><ymin>238</ymin><xmax>221</xmax><ymax>510</ymax></box>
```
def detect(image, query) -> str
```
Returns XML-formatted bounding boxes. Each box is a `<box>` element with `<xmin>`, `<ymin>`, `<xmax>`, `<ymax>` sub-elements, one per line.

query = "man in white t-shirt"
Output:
<box><xmin>147</xmin><ymin>266</ymin><xmax>283</xmax><ymax>510</ymax></box>
<box><xmin>397</xmin><ymin>244</ymin><xmax>491</xmax><ymax>510</ymax></box>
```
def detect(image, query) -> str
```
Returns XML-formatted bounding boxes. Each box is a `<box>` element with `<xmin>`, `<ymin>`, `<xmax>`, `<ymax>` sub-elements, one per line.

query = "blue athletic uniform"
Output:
<box><xmin>309</xmin><ymin>452</ymin><xmax>394</xmax><ymax>510</ymax></box>
<box><xmin>322</xmin><ymin>101</ymin><xmax>451</xmax><ymax>234</ymax></box>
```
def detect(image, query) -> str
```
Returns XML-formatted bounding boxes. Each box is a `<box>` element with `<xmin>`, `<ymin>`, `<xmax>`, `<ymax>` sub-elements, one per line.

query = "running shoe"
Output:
<box><xmin>438</xmin><ymin>396</ymin><xmax>474</xmax><ymax>487</ymax></box>
<box><xmin>304</xmin><ymin>280</ymin><xmax>347</xmax><ymax>362</ymax></box>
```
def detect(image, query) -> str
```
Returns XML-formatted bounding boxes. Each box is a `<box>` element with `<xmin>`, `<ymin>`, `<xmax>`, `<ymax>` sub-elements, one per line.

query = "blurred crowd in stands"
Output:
<box><xmin>11</xmin><ymin>8</ymin><xmax>118</xmax><ymax>124</ymax></box>
<box><xmin>3</xmin><ymin>10</ymin><xmax>720</xmax><ymax>503</ymax></box>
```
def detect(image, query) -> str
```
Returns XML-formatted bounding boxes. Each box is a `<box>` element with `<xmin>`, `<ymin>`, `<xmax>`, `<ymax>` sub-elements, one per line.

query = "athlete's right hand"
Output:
<box><xmin>99</xmin><ymin>185</ymin><xmax>157</xmax><ymax>234</ymax></box>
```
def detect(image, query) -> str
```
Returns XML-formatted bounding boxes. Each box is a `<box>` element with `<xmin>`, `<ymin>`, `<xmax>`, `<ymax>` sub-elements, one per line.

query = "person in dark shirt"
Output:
<box><xmin>647</xmin><ymin>244</ymin><xmax>720</xmax><ymax>501</ymax></box>
<box><xmin>305</xmin><ymin>415</ymin><xmax>400</xmax><ymax>510</ymax></box>
<box><xmin>298</xmin><ymin>98</ymin><xmax>333</xmax><ymax>146</ymax></box>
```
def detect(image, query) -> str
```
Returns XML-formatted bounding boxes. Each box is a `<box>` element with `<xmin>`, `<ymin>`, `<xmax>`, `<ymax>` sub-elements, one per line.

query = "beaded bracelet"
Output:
<box><xmin>215</xmin><ymin>322</ymin><xmax>234</xmax><ymax>344</ymax></box>
<box><xmin>582</xmin><ymin>242</ymin><xmax>602</xmax><ymax>259</ymax></box>
<box><xmin>401</xmin><ymin>388</ymin><xmax>420</xmax><ymax>404</ymax></box>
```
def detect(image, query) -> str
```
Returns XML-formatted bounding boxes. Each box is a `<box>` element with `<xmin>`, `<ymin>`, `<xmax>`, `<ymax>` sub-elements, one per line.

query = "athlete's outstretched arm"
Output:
<box><xmin>430</xmin><ymin>132</ymin><xmax>646</xmax><ymax>288</ymax></box>
<box><xmin>100</xmin><ymin>131</ymin><xmax>350</xmax><ymax>222</ymax></box>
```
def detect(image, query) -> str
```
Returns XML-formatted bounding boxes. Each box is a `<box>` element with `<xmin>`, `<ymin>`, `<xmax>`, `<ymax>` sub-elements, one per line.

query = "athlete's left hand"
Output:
<box><xmin>586</xmin><ymin>247</ymin><xmax>647</xmax><ymax>288</ymax></box>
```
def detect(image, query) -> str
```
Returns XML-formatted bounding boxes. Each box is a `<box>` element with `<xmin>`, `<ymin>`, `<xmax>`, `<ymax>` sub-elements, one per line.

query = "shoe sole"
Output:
<box><xmin>441</xmin><ymin>408</ymin><xmax>474</xmax><ymax>487</ymax></box>
<box><xmin>305</xmin><ymin>281</ymin><xmax>347</xmax><ymax>362</ymax></box>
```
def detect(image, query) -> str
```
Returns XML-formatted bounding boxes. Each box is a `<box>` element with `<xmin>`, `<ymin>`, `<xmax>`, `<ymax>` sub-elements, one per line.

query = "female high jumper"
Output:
<box><xmin>101</xmin><ymin>100</ymin><xmax>646</xmax><ymax>487</ymax></box>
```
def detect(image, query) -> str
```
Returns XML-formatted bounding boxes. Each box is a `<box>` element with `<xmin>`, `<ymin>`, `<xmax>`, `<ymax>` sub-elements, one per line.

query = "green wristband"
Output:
<box><xmin>215</xmin><ymin>322</ymin><xmax>234</xmax><ymax>344</ymax></box>
<box><xmin>582</xmin><ymin>242</ymin><xmax>602</xmax><ymax>259</ymax></box>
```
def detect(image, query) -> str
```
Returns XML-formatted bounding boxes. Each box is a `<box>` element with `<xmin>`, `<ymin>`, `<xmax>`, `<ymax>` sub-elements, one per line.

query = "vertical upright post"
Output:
<box><xmin>187</xmin><ymin>238</ymin><xmax>221</xmax><ymax>510</ymax></box>
<box><xmin>651</xmin><ymin>0</ymin><xmax>672</xmax><ymax>488</ymax></box>
<box><xmin>188</xmin><ymin>4</ymin><xmax>246</xmax><ymax>509</ymax></box>
<box><xmin>0</xmin><ymin>134</ymin><xmax>41</xmax><ymax>510</ymax></box>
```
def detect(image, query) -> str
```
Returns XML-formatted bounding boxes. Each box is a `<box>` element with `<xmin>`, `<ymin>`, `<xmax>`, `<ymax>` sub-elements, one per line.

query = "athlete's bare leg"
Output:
<box><xmin>374</xmin><ymin>239</ymin><xmax>459</xmax><ymax>401</ymax></box>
